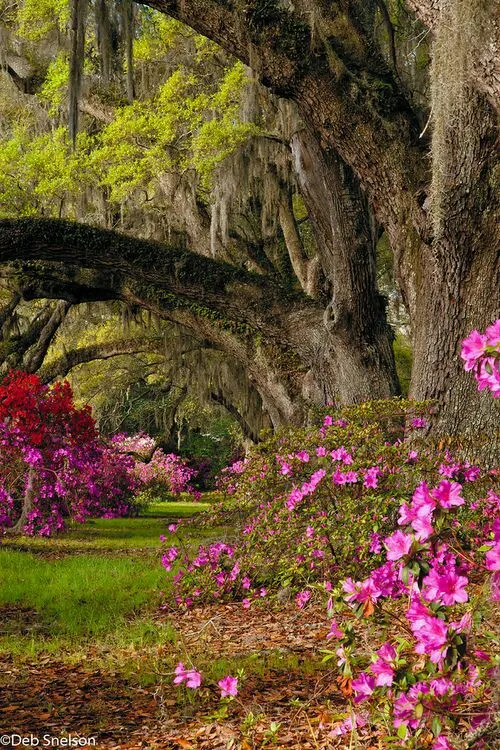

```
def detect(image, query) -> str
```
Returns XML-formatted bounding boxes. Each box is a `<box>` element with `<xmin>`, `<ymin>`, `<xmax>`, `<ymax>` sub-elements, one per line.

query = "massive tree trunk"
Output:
<box><xmin>134</xmin><ymin>0</ymin><xmax>499</xmax><ymax>460</ymax></box>
<box><xmin>408</xmin><ymin>91</ymin><xmax>499</xmax><ymax>462</ymax></box>
<box><xmin>291</xmin><ymin>129</ymin><xmax>400</xmax><ymax>404</ymax></box>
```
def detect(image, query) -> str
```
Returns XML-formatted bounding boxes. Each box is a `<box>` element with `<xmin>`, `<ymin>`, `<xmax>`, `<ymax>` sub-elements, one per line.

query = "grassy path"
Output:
<box><xmin>0</xmin><ymin>503</ymin><xmax>357</xmax><ymax>749</ymax></box>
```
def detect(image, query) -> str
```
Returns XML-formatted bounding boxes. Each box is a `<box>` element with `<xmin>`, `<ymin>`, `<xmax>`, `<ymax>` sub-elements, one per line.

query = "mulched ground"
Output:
<box><xmin>0</xmin><ymin>602</ymin><xmax>376</xmax><ymax>749</ymax></box>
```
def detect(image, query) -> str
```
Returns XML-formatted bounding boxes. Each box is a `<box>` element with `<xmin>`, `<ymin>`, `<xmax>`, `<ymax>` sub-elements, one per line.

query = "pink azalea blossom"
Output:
<box><xmin>412</xmin><ymin>513</ymin><xmax>434</xmax><ymax>542</ymax></box>
<box><xmin>485</xmin><ymin>541</ymin><xmax>500</xmax><ymax>571</ymax></box>
<box><xmin>423</xmin><ymin>567</ymin><xmax>469</xmax><ymax>605</ymax></box>
<box><xmin>398</xmin><ymin>501</ymin><xmax>414</xmax><ymax>525</ymax></box>
<box><xmin>486</xmin><ymin>318</ymin><xmax>500</xmax><ymax>347</ymax></box>
<box><xmin>384</xmin><ymin>530</ymin><xmax>413</xmax><ymax>561</ymax></box>
<box><xmin>296</xmin><ymin>589</ymin><xmax>311</xmax><ymax>608</ymax></box>
<box><xmin>363</xmin><ymin>466</ymin><xmax>381</xmax><ymax>488</ymax></box>
<box><xmin>336</xmin><ymin>646</ymin><xmax>347</xmax><ymax>668</ymax></box>
<box><xmin>218</xmin><ymin>675</ymin><xmax>238</xmax><ymax>698</ymax></box>
<box><xmin>351</xmin><ymin>672</ymin><xmax>375</xmax><ymax>702</ymax></box>
<box><xmin>433</xmin><ymin>736</ymin><xmax>453</xmax><ymax>750</ymax></box>
<box><xmin>326</xmin><ymin>618</ymin><xmax>344</xmax><ymax>639</ymax></box>
<box><xmin>461</xmin><ymin>329</ymin><xmax>487</xmax><ymax>370</ymax></box>
<box><xmin>370</xmin><ymin>658</ymin><xmax>395</xmax><ymax>687</ymax></box>
<box><xmin>369</xmin><ymin>532</ymin><xmax>382</xmax><ymax>553</ymax></box>
<box><xmin>330</xmin><ymin>713</ymin><xmax>366</xmax><ymax>736</ymax></box>
<box><xmin>408</xmin><ymin>600</ymin><xmax>449</xmax><ymax>664</ymax></box>
<box><xmin>369</xmin><ymin>642</ymin><xmax>396</xmax><ymax>686</ymax></box>
<box><xmin>411</xmin><ymin>482</ymin><xmax>436</xmax><ymax>518</ymax></box>
<box><xmin>431</xmin><ymin>480</ymin><xmax>464</xmax><ymax>509</ymax></box>
<box><xmin>173</xmin><ymin>662</ymin><xmax>202</xmax><ymax>689</ymax></box>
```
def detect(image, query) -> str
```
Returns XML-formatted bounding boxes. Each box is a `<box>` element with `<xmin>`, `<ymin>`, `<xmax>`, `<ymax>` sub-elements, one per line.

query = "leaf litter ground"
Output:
<box><xmin>0</xmin><ymin>600</ymin><xmax>380</xmax><ymax>749</ymax></box>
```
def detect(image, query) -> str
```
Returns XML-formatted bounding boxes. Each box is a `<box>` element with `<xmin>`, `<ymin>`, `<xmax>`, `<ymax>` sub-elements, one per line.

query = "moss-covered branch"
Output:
<box><xmin>0</xmin><ymin>217</ymin><xmax>319</xmax><ymax>334</ymax></box>
<box><xmin>37</xmin><ymin>336</ymin><xmax>167</xmax><ymax>383</ymax></box>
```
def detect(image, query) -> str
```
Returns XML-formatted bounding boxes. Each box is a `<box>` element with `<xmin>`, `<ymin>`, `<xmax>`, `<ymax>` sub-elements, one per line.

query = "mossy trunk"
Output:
<box><xmin>408</xmin><ymin>93</ymin><xmax>499</xmax><ymax>465</ymax></box>
<box><xmin>291</xmin><ymin>129</ymin><xmax>400</xmax><ymax>405</ymax></box>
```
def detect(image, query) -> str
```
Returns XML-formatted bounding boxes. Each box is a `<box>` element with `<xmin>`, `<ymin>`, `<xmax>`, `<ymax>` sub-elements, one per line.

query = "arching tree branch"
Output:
<box><xmin>37</xmin><ymin>336</ymin><xmax>166</xmax><ymax>383</ymax></box>
<box><xmin>0</xmin><ymin>217</ymin><xmax>322</xmax><ymax>353</ymax></box>
<box><xmin>21</xmin><ymin>300</ymin><xmax>72</xmax><ymax>373</ymax></box>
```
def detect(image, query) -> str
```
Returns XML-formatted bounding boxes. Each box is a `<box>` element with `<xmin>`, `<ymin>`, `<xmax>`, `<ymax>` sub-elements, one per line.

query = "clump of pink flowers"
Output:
<box><xmin>112</xmin><ymin>432</ymin><xmax>197</xmax><ymax>496</ymax></box>
<box><xmin>461</xmin><ymin>319</ymin><xmax>500</xmax><ymax>397</ymax></box>
<box><xmin>218</xmin><ymin>675</ymin><xmax>238</xmax><ymax>698</ymax></box>
<box><xmin>173</xmin><ymin>662</ymin><xmax>202</xmax><ymax>689</ymax></box>
<box><xmin>158</xmin><ymin>325</ymin><xmax>498</xmax><ymax>747</ymax></box>
<box><xmin>0</xmin><ymin>371</ymin><xmax>135</xmax><ymax>535</ymax></box>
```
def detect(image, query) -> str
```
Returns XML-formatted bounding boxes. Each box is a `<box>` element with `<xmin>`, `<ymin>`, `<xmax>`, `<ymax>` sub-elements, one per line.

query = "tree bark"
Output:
<box><xmin>134</xmin><ymin>0</ymin><xmax>498</xmax><ymax>461</ymax></box>
<box><xmin>9</xmin><ymin>467</ymin><xmax>36</xmax><ymax>535</ymax></box>
<box><xmin>0</xmin><ymin>219</ymin><xmax>324</xmax><ymax>428</ymax></box>
<box><xmin>21</xmin><ymin>301</ymin><xmax>72</xmax><ymax>373</ymax></box>
<box><xmin>210</xmin><ymin>388</ymin><xmax>264</xmax><ymax>444</ymax></box>
<box><xmin>0</xmin><ymin>300</ymin><xmax>71</xmax><ymax>377</ymax></box>
<box><xmin>408</xmin><ymin>92</ymin><xmax>500</xmax><ymax>465</ymax></box>
<box><xmin>291</xmin><ymin>129</ymin><xmax>400</xmax><ymax>404</ymax></box>
<box><xmin>37</xmin><ymin>336</ymin><xmax>166</xmax><ymax>383</ymax></box>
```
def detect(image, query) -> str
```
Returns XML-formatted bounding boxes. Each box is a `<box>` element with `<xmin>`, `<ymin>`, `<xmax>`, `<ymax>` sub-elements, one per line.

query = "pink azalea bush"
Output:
<box><xmin>161</xmin><ymin>400</ymin><xmax>494</xmax><ymax>611</ymax></box>
<box><xmin>111</xmin><ymin>432</ymin><xmax>198</xmax><ymax>502</ymax></box>
<box><xmin>326</xmin><ymin>480</ymin><xmax>498</xmax><ymax>746</ymax></box>
<box><xmin>323</xmin><ymin>321</ymin><xmax>500</xmax><ymax>746</ymax></box>
<box><xmin>161</xmin><ymin>321</ymin><xmax>499</xmax><ymax>744</ymax></box>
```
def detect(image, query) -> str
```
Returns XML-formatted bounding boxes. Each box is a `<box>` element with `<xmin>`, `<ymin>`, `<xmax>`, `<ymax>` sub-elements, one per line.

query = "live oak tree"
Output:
<box><xmin>0</xmin><ymin>1</ymin><xmax>400</xmax><ymax>424</ymax></box>
<box><xmin>128</xmin><ymin>0</ymin><xmax>499</xmax><ymax>456</ymax></box>
<box><xmin>0</xmin><ymin>0</ymin><xmax>498</xmax><ymax>460</ymax></box>
<box><xmin>0</xmin><ymin>285</ymin><xmax>271</xmax><ymax>444</ymax></box>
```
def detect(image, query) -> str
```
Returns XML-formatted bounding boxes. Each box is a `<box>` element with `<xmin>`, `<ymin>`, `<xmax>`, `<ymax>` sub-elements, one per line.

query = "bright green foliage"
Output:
<box><xmin>191</xmin><ymin>64</ymin><xmax>260</xmax><ymax>189</ymax></box>
<box><xmin>133</xmin><ymin>13</ymin><xmax>189</xmax><ymax>62</ymax></box>
<box><xmin>15</xmin><ymin>0</ymin><xmax>69</xmax><ymax>40</ymax></box>
<box><xmin>0</xmin><ymin>127</ymin><xmax>94</xmax><ymax>217</ymax></box>
<box><xmin>90</xmin><ymin>61</ymin><xmax>257</xmax><ymax>202</ymax></box>
<box><xmin>39</xmin><ymin>53</ymin><xmax>69</xmax><ymax>114</ymax></box>
<box><xmin>0</xmin><ymin>5</ymin><xmax>258</xmax><ymax>213</ymax></box>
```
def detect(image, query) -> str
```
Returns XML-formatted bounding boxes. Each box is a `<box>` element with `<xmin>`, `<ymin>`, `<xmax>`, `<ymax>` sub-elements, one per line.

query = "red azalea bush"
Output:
<box><xmin>0</xmin><ymin>371</ymin><xmax>136</xmax><ymax>535</ymax></box>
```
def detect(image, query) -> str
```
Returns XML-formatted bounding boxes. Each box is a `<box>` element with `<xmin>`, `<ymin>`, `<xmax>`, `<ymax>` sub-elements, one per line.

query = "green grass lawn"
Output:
<box><xmin>0</xmin><ymin>500</ymin><xmax>212</xmax><ymax>552</ymax></box>
<box><xmin>0</xmin><ymin>501</ymin><xmax>325</xmax><ymax>709</ymax></box>
<box><xmin>0</xmin><ymin>501</ymin><xmax>218</xmax><ymax>657</ymax></box>
<box><xmin>0</xmin><ymin>550</ymin><xmax>166</xmax><ymax>637</ymax></box>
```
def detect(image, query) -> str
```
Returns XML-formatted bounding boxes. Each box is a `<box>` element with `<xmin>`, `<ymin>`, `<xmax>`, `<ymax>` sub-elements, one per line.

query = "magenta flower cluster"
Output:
<box><xmin>330</xmin><ymin>476</ymin><xmax>498</xmax><ymax>747</ymax></box>
<box><xmin>111</xmin><ymin>432</ymin><xmax>197</xmax><ymax>496</ymax></box>
<box><xmin>460</xmin><ymin>319</ymin><xmax>500</xmax><ymax>397</ymax></box>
